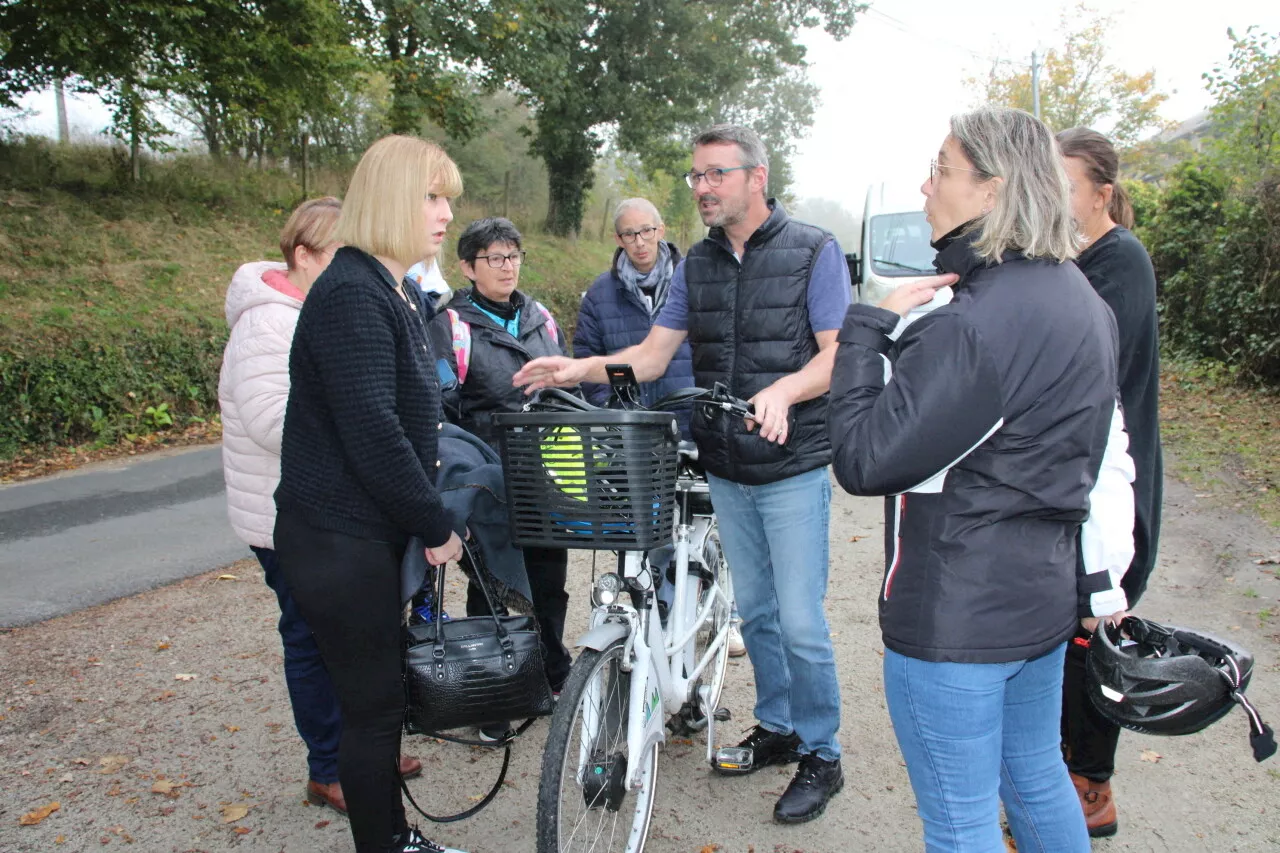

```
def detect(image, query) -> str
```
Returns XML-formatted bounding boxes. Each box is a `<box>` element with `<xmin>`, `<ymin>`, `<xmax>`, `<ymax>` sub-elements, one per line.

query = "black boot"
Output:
<box><xmin>712</xmin><ymin>724</ymin><xmax>802</xmax><ymax>775</ymax></box>
<box><xmin>394</xmin><ymin>826</ymin><xmax>470</xmax><ymax>853</ymax></box>
<box><xmin>773</xmin><ymin>754</ymin><xmax>843</xmax><ymax>824</ymax></box>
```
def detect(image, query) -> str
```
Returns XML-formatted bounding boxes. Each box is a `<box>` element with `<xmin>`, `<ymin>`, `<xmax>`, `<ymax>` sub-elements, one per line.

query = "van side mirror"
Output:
<box><xmin>844</xmin><ymin>252</ymin><xmax>860</xmax><ymax>283</ymax></box>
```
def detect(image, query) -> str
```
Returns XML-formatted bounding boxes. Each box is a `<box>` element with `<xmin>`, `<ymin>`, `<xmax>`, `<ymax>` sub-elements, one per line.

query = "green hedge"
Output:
<box><xmin>1143</xmin><ymin>161</ymin><xmax>1280</xmax><ymax>386</ymax></box>
<box><xmin>0</xmin><ymin>322</ymin><xmax>227</xmax><ymax>456</ymax></box>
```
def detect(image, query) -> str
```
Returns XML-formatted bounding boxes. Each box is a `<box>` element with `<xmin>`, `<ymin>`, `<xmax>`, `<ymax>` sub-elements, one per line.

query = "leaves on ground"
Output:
<box><xmin>97</xmin><ymin>755</ymin><xmax>130</xmax><ymax>774</ymax></box>
<box><xmin>174</xmin><ymin>673</ymin><xmax>198</xmax><ymax>681</ymax></box>
<box><xmin>220</xmin><ymin>804</ymin><xmax>251</xmax><ymax>823</ymax></box>
<box><xmin>1140</xmin><ymin>749</ymin><xmax>1162</xmax><ymax>763</ymax></box>
<box><xmin>19</xmin><ymin>801</ymin><xmax>60</xmax><ymax>825</ymax></box>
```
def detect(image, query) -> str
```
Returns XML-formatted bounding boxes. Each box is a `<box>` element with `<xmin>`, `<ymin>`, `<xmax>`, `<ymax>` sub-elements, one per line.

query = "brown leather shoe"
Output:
<box><xmin>399</xmin><ymin>755</ymin><xmax>423</xmax><ymax>780</ymax></box>
<box><xmin>306</xmin><ymin>779</ymin><xmax>347</xmax><ymax>815</ymax></box>
<box><xmin>1070</xmin><ymin>771</ymin><xmax>1118</xmax><ymax>837</ymax></box>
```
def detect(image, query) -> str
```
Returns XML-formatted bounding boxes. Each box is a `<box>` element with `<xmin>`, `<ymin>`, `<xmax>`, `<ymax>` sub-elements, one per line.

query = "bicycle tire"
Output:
<box><xmin>691</xmin><ymin>522</ymin><xmax>733</xmax><ymax>715</ymax></box>
<box><xmin>536</xmin><ymin>639</ymin><xmax>659</xmax><ymax>853</ymax></box>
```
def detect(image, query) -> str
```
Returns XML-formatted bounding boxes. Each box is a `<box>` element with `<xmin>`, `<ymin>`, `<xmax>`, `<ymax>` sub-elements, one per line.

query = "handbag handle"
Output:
<box><xmin>399</xmin><ymin>718</ymin><xmax>537</xmax><ymax>823</ymax></box>
<box><xmin>432</xmin><ymin>538</ymin><xmax>513</xmax><ymax>651</ymax></box>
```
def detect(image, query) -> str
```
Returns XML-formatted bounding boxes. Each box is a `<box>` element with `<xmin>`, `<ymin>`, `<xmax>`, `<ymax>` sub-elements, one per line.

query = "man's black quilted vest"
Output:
<box><xmin>685</xmin><ymin>201</ymin><xmax>833</xmax><ymax>486</ymax></box>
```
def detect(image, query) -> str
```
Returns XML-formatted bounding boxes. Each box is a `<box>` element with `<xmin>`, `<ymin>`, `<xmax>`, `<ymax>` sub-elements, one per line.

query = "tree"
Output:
<box><xmin>162</xmin><ymin>0</ymin><xmax>359</xmax><ymax>161</ymax></box>
<box><xmin>0</xmin><ymin>0</ymin><xmax>191</xmax><ymax>177</ymax></box>
<box><xmin>970</xmin><ymin>3</ymin><xmax>1169</xmax><ymax>146</ymax></box>
<box><xmin>1204</xmin><ymin>26</ymin><xmax>1280</xmax><ymax>182</ymax></box>
<box><xmin>485</xmin><ymin>0</ymin><xmax>863</xmax><ymax>236</ymax></box>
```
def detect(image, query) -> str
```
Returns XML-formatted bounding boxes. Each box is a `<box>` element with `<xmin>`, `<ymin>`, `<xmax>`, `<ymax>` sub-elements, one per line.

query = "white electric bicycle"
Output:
<box><xmin>492</xmin><ymin>368</ymin><xmax>753</xmax><ymax>853</ymax></box>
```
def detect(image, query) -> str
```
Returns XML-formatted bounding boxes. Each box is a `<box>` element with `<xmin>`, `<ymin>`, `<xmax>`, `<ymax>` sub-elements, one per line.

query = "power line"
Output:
<box><xmin>861</xmin><ymin>5</ymin><xmax>1033</xmax><ymax>69</ymax></box>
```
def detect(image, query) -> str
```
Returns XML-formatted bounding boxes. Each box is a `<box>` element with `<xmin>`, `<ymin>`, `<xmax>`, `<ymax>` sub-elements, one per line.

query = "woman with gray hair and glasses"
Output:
<box><xmin>827</xmin><ymin>106</ymin><xmax>1135</xmax><ymax>852</ymax></box>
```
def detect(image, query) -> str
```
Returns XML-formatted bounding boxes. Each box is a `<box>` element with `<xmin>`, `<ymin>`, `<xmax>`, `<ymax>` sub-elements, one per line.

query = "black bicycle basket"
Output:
<box><xmin>492</xmin><ymin>409</ymin><xmax>680</xmax><ymax>550</ymax></box>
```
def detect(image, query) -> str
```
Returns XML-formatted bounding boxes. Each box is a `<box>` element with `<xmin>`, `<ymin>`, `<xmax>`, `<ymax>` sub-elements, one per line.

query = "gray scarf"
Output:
<box><xmin>616</xmin><ymin>242</ymin><xmax>674</xmax><ymax>320</ymax></box>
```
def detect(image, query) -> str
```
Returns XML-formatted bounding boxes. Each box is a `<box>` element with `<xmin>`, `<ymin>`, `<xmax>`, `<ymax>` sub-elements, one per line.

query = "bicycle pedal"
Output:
<box><xmin>711</xmin><ymin>745</ymin><xmax>753</xmax><ymax>774</ymax></box>
<box><xmin>713</xmin><ymin>707</ymin><xmax>732</xmax><ymax>722</ymax></box>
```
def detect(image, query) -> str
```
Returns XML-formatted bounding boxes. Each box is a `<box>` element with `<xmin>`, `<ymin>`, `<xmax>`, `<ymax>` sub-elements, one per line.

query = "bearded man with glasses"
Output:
<box><xmin>515</xmin><ymin>124</ymin><xmax>856</xmax><ymax>824</ymax></box>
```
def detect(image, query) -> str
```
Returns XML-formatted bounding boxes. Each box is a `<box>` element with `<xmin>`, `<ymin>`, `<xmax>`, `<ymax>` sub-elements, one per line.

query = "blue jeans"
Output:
<box><xmin>707</xmin><ymin>467</ymin><xmax>840</xmax><ymax>760</ymax></box>
<box><xmin>884</xmin><ymin>643</ymin><xmax>1089</xmax><ymax>853</ymax></box>
<box><xmin>253</xmin><ymin>546</ymin><xmax>342</xmax><ymax>784</ymax></box>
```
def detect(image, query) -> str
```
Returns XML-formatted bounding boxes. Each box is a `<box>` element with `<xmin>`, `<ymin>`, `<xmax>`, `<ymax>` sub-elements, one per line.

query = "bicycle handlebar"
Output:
<box><xmin>521</xmin><ymin>384</ymin><xmax>753</xmax><ymax>420</ymax></box>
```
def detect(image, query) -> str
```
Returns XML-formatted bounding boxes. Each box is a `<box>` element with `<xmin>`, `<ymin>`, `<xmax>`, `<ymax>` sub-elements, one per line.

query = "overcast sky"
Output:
<box><xmin>10</xmin><ymin>0</ymin><xmax>1280</xmax><ymax>224</ymax></box>
<box><xmin>791</xmin><ymin>0</ymin><xmax>1280</xmax><ymax>215</ymax></box>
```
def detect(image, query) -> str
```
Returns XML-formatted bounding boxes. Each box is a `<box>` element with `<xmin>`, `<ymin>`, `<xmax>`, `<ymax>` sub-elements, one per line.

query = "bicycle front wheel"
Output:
<box><xmin>536</xmin><ymin>638</ymin><xmax>659</xmax><ymax>853</ymax></box>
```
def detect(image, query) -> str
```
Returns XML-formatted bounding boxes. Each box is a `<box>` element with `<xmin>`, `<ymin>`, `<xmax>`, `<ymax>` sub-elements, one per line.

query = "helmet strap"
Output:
<box><xmin>1230</xmin><ymin>691</ymin><xmax>1276</xmax><ymax>762</ymax></box>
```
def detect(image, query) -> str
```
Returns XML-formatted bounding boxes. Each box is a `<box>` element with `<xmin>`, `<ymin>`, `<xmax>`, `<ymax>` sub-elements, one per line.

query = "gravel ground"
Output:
<box><xmin>1</xmin><ymin>470</ymin><xmax>1277</xmax><ymax>853</ymax></box>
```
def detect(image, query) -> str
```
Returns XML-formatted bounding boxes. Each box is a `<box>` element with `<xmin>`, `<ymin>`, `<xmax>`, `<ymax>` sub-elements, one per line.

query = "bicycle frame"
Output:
<box><xmin>576</xmin><ymin>463</ymin><xmax>733</xmax><ymax>790</ymax></box>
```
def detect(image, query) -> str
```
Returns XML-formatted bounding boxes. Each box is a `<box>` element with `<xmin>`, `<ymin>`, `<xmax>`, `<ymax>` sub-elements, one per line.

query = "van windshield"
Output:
<box><xmin>869</xmin><ymin>212</ymin><xmax>936</xmax><ymax>277</ymax></box>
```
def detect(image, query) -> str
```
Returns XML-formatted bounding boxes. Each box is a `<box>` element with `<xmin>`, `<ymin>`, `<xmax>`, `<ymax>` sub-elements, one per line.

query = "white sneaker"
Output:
<box><xmin>727</xmin><ymin>623</ymin><xmax>747</xmax><ymax>657</ymax></box>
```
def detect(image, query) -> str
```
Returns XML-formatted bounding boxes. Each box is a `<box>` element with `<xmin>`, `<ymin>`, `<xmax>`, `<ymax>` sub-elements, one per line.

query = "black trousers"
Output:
<box><xmin>275</xmin><ymin>509</ymin><xmax>408</xmax><ymax>853</ymax></box>
<box><xmin>467</xmin><ymin>546</ymin><xmax>571</xmax><ymax>691</ymax></box>
<box><xmin>1062</xmin><ymin>627</ymin><xmax>1121</xmax><ymax>782</ymax></box>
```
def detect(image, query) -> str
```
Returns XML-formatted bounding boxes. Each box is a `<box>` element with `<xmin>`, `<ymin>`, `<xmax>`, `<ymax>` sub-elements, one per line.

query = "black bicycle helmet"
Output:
<box><xmin>1086</xmin><ymin>616</ymin><xmax>1275</xmax><ymax>762</ymax></box>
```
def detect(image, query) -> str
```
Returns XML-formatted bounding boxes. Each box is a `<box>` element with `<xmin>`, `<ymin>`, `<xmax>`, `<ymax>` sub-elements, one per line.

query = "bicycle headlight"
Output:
<box><xmin>592</xmin><ymin>572</ymin><xmax>623</xmax><ymax>606</ymax></box>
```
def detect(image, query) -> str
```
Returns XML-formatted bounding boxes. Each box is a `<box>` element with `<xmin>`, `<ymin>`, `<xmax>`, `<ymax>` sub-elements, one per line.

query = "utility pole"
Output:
<box><xmin>1030</xmin><ymin>49</ymin><xmax>1042</xmax><ymax>120</ymax></box>
<box><xmin>54</xmin><ymin>79</ymin><xmax>70</xmax><ymax>144</ymax></box>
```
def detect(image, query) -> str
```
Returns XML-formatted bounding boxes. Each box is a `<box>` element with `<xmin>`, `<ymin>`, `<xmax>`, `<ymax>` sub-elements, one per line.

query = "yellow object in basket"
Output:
<box><xmin>539</xmin><ymin>426</ymin><xmax>590</xmax><ymax>501</ymax></box>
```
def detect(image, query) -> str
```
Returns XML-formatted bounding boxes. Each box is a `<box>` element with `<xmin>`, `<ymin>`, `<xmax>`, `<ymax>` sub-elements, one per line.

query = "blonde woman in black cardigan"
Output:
<box><xmin>274</xmin><ymin>135</ymin><xmax>467</xmax><ymax>853</ymax></box>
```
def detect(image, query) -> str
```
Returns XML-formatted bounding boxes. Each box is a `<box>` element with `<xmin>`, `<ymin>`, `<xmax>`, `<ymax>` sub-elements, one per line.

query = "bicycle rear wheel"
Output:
<box><xmin>536</xmin><ymin>638</ymin><xmax>659</xmax><ymax>853</ymax></box>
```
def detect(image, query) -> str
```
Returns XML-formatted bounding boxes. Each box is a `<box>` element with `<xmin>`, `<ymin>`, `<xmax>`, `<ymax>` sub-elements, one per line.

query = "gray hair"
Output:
<box><xmin>692</xmin><ymin>123</ymin><xmax>770</xmax><ymax>174</ymax></box>
<box><xmin>612</xmin><ymin>197</ymin><xmax>663</xmax><ymax>232</ymax></box>
<box><xmin>950</xmin><ymin>107</ymin><xmax>1079</xmax><ymax>263</ymax></box>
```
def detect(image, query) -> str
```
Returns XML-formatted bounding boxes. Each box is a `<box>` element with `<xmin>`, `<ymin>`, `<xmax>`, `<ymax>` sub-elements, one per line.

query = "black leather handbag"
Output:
<box><xmin>403</xmin><ymin>539</ymin><xmax>555</xmax><ymax>736</ymax></box>
<box><xmin>400</xmin><ymin>538</ymin><xmax>555</xmax><ymax>823</ymax></box>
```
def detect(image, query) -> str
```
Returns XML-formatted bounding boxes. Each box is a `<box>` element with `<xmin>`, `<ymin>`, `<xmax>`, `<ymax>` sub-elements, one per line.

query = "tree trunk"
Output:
<box><xmin>537</xmin><ymin>115</ymin><xmax>598</xmax><ymax>238</ymax></box>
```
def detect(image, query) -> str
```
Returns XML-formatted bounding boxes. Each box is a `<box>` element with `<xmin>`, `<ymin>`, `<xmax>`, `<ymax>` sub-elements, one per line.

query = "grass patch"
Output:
<box><xmin>0</xmin><ymin>138</ymin><xmax>616</xmax><ymax>464</ymax></box>
<box><xmin>1160</xmin><ymin>355</ymin><xmax>1280</xmax><ymax>527</ymax></box>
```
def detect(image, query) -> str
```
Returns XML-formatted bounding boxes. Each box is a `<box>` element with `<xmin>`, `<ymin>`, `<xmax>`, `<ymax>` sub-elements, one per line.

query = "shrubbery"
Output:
<box><xmin>1140</xmin><ymin>28</ymin><xmax>1280</xmax><ymax>386</ymax></box>
<box><xmin>0</xmin><ymin>323</ymin><xmax>226</xmax><ymax>455</ymax></box>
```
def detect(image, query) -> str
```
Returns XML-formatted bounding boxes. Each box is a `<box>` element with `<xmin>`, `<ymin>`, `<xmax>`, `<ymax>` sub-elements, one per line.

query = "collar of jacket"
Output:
<box><xmin>706</xmin><ymin>198</ymin><xmax>789</xmax><ymax>256</ymax></box>
<box><xmin>610</xmin><ymin>241</ymin><xmax>683</xmax><ymax>279</ymax></box>
<box><xmin>455</xmin><ymin>286</ymin><xmax>545</xmax><ymax>336</ymax></box>
<box><xmin>932</xmin><ymin>222</ymin><xmax>1025</xmax><ymax>285</ymax></box>
<box><xmin>339</xmin><ymin>246</ymin><xmax>401</xmax><ymax>291</ymax></box>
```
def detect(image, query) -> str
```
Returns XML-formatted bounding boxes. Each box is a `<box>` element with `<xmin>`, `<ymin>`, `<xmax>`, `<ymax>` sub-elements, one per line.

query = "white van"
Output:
<box><xmin>846</xmin><ymin>183</ymin><xmax>938</xmax><ymax>305</ymax></box>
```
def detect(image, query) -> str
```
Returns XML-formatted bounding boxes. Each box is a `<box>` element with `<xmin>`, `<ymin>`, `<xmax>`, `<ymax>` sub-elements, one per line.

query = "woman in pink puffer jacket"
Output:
<box><xmin>218</xmin><ymin>198</ymin><xmax>423</xmax><ymax>815</ymax></box>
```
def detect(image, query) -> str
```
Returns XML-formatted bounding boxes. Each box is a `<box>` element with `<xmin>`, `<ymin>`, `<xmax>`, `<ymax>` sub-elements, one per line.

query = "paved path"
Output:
<box><xmin>0</xmin><ymin>446</ymin><xmax>243</xmax><ymax>628</ymax></box>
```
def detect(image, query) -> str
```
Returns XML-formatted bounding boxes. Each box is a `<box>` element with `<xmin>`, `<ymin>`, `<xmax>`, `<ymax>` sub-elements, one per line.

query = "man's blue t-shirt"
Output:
<box><xmin>655</xmin><ymin>239</ymin><xmax>852</xmax><ymax>334</ymax></box>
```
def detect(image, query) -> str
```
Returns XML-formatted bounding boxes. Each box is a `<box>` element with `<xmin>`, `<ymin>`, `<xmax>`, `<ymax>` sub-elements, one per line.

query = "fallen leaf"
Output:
<box><xmin>848</xmin><ymin>535</ymin><xmax>865</xmax><ymax>542</ymax></box>
<box><xmin>217</xmin><ymin>574</ymin><xmax>239</xmax><ymax>581</ymax></box>
<box><xmin>1255</xmin><ymin>555</ymin><xmax>1279</xmax><ymax>566</ymax></box>
<box><xmin>233</xmin><ymin>827</ymin><xmax>251</xmax><ymax>835</ymax></box>
<box><xmin>174</xmin><ymin>674</ymin><xmax>197</xmax><ymax>682</ymax></box>
<box><xmin>155</xmin><ymin>642</ymin><xmax>170</xmax><ymax>651</ymax></box>
<box><xmin>55</xmin><ymin>835</ymin><xmax>66</xmax><ymax>844</ymax></box>
<box><xmin>700</xmin><ymin>845</ymin><xmax>722</xmax><ymax>853</ymax></box>
<box><xmin>223</xmin><ymin>724</ymin><xmax>240</xmax><ymax>733</ymax></box>
<box><xmin>74</xmin><ymin>758</ymin><xmax>90</xmax><ymax>766</ymax></box>
<box><xmin>19</xmin><ymin>801</ymin><xmax>60</xmax><ymax>825</ymax></box>
<box><xmin>98</xmin><ymin>755</ymin><xmax>130</xmax><ymax>774</ymax></box>
<box><xmin>221</xmin><ymin>804</ymin><xmax>251</xmax><ymax>823</ymax></box>
<box><xmin>153</xmin><ymin>691</ymin><xmax>176</xmax><ymax>702</ymax></box>
<box><xmin>59</xmin><ymin>773</ymin><xmax>74</xmax><ymax>783</ymax></box>
<box><xmin>1140</xmin><ymin>749</ymin><xmax>1162</xmax><ymax>763</ymax></box>
<box><xmin>151</xmin><ymin>780</ymin><xmax>182</xmax><ymax>798</ymax></box>
<box><xmin>314</xmin><ymin>820</ymin><xmax>330</xmax><ymax>829</ymax></box>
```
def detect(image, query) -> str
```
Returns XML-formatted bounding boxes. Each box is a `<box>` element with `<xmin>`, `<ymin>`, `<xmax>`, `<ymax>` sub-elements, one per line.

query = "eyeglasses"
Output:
<box><xmin>473</xmin><ymin>250</ymin><xmax>526</xmax><ymax>269</ymax></box>
<box><xmin>929</xmin><ymin>158</ymin><xmax>987</xmax><ymax>184</ymax></box>
<box><xmin>617</xmin><ymin>225</ymin><xmax>659</xmax><ymax>244</ymax></box>
<box><xmin>684</xmin><ymin>165</ymin><xmax>751</xmax><ymax>189</ymax></box>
